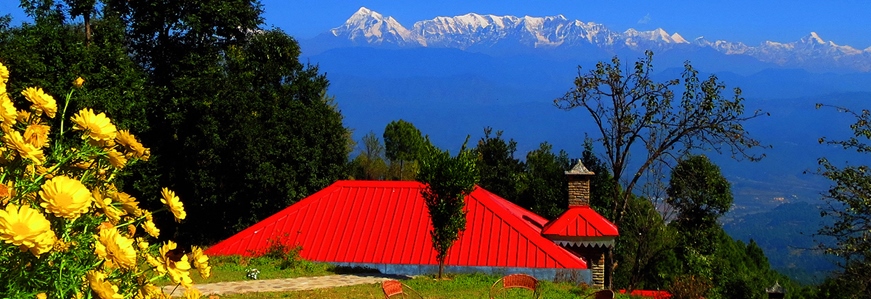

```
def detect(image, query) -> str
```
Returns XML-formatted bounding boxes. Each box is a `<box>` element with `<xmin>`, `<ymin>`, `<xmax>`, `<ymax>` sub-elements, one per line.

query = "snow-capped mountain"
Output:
<box><xmin>320</xmin><ymin>7</ymin><xmax>871</xmax><ymax>72</ymax></box>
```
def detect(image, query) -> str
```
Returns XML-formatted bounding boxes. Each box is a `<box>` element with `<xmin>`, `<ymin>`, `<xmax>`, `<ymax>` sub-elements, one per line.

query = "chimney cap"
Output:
<box><xmin>565</xmin><ymin>160</ymin><xmax>595</xmax><ymax>176</ymax></box>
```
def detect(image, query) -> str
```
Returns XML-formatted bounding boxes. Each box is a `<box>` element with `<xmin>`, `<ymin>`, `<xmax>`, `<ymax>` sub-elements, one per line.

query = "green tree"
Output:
<box><xmin>473</xmin><ymin>127</ymin><xmax>523</xmax><ymax>202</ymax></box>
<box><xmin>383</xmin><ymin>119</ymin><xmax>424</xmax><ymax>180</ymax></box>
<box><xmin>5</xmin><ymin>0</ymin><xmax>352</xmax><ymax>243</ymax></box>
<box><xmin>668</xmin><ymin>154</ymin><xmax>733</xmax><ymax>255</ymax></box>
<box><xmin>613</xmin><ymin>195</ymin><xmax>678</xmax><ymax>291</ymax></box>
<box><xmin>519</xmin><ymin>142</ymin><xmax>571</xmax><ymax>219</ymax></box>
<box><xmin>350</xmin><ymin>131</ymin><xmax>388</xmax><ymax>180</ymax></box>
<box><xmin>815</xmin><ymin>104</ymin><xmax>871</xmax><ymax>297</ymax></box>
<box><xmin>418</xmin><ymin>140</ymin><xmax>478</xmax><ymax>279</ymax></box>
<box><xmin>554</xmin><ymin>51</ymin><xmax>765</xmax><ymax>287</ymax></box>
<box><xmin>171</xmin><ymin>29</ymin><xmax>350</xmax><ymax>243</ymax></box>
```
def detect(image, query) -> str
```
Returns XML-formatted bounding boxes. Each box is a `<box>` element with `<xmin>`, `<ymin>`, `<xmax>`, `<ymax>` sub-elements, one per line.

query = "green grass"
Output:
<box><xmin>177</xmin><ymin>255</ymin><xmax>640</xmax><ymax>298</ymax></box>
<box><xmin>193</xmin><ymin>255</ymin><xmax>336</xmax><ymax>284</ymax></box>
<box><xmin>213</xmin><ymin>272</ymin><xmax>640</xmax><ymax>299</ymax></box>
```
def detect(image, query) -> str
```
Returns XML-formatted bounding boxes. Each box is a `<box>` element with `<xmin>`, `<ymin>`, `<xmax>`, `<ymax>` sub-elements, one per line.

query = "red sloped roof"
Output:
<box><xmin>541</xmin><ymin>206</ymin><xmax>619</xmax><ymax>238</ymax></box>
<box><xmin>205</xmin><ymin>180</ymin><xmax>587</xmax><ymax>269</ymax></box>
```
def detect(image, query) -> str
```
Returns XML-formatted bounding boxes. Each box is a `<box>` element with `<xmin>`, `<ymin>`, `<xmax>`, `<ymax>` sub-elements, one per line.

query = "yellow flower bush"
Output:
<box><xmin>0</xmin><ymin>61</ymin><xmax>210</xmax><ymax>298</ymax></box>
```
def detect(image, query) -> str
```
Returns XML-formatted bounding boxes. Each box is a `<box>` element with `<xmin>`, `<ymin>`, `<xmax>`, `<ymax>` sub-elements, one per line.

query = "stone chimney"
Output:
<box><xmin>565</xmin><ymin>160</ymin><xmax>594</xmax><ymax>207</ymax></box>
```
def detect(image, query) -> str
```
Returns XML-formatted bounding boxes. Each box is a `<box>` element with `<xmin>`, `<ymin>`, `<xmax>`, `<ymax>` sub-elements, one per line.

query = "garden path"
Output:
<box><xmin>161</xmin><ymin>274</ymin><xmax>396</xmax><ymax>297</ymax></box>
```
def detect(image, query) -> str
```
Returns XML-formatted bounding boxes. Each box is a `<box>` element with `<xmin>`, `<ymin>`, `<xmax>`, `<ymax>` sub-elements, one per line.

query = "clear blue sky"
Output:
<box><xmin>3</xmin><ymin>1</ymin><xmax>870</xmax><ymax>48</ymax></box>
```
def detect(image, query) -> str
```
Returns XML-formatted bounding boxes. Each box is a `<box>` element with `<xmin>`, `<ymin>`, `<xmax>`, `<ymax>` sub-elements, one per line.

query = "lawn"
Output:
<box><xmin>217</xmin><ymin>273</ymin><xmax>629</xmax><ymax>299</ymax></box>
<box><xmin>173</xmin><ymin>255</ymin><xmax>639</xmax><ymax>298</ymax></box>
<box><xmin>174</xmin><ymin>256</ymin><xmax>629</xmax><ymax>299</ymax></box>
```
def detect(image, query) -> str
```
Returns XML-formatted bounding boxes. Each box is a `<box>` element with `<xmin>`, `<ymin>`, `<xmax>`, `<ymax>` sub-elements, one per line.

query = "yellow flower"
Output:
<box><xmin>116</xmin><ymin>130</ymin><xmax>149</xmax><ymax>160</ymax></box>
<box><xmin>38</xmin><ymin>176</ymin><xmax>93</xmax><ymax>220</ymax></box>
<box><xmin>4</xmin><ymin>130</ymin><xmax>45</xmax><ymax>165</ymax></box>
<box><xmin>137</xmin><ymin>284</ymin><xmax>165</xmax><ymax>299</ymax></box>
<box><xmin>86</xmin><ymin>270</ymin><xmax>123</xmax><ymax>299</ymax></box>
<box><xmin>161</xmin><ymin>241</ymin><xmax>193</xmax><ymax>287</ymax></box>
<box><xmin>161</xmin><ymin>188</ymin><xmax>185</xmax><ymax>222</ymax></box>
<box><xmin>142</xmin><ymin>212</ymin><xmax>160</xmax><ymax>238</ymax></box>
<box><xmin>0</xmin><ymin>62</ymin><xmax>8</xmax><ymax>83</ymax></box>
<box><xmin>21</xmin><ymin>87</ymin><xmax>57</xmax><ymax>118</ymax></box>
<box><xmin>106</xmin><ymin>149</ymin><xmax>127</xmax><ymax>169</ymax></box>
<box><xmin>23</xmin><ymin>124</ymin><xmax>50</xmax><ymax>148</ymax></box>
<box><xmin>0</xmin><ymin>204</ymin><xmax>56</xmax><ymax>257</ymax></box>
<box><xmin>73</xmin><ymin>77</ymin><xmax>84</xmax><ymax>88</ymax></box>
<box><xmin>16</xmin><ymin>110</ymin><xmax>31</xmax><ymax>124</ymax></box>
<box><xmin>94</xmin><ymin>227</ymin><xmax>137</xmax><ymax>270</ymax></box>
<box><xmin>145</xmin><ymin>252</ymin><xmax>166</xmax><ymax>275</ymax></box>
<box><xmin>111</xmin><ymin>191</ymin><xmax>141</xmax><ymax>217</ymax></box>
<box><xmin>0</xmin><ymin>180</ymin><xmax>15</xmax><ymax>205</ymax></box>
<box><xmin>191</xmin><ymin>246</ymin><xmax>211</xmax><ymax>278</ymax></box>
<box><xmin>71</xmin><ymin>108</ymin><xmax>117</xmax><ymax>141</ymax></box>
<box><xmin>137</xmin><ymin>237</ymin><xmax>149</xmax><ymax>251</ymax></box>
<box><xmin>0</xmin><ymin>93</ymin><xmax>16</xmax><ymax>131</ymax></box>
<box><xmin>184</xmin><ymin>287</ymin><xmax>202</xmax><ymax>299</ymax></box>
<box><xmin>93</xmin><ymin>190</ymin><xmax>123</xmax><ymax>224</ymax></box>
<box><xmin>36</xmin><ymin>292</ymin><xmax>46</xmax><ymax>299</ymax></box>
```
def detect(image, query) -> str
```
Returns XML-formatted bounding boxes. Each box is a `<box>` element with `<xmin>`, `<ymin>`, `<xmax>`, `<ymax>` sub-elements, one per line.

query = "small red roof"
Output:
<box><xmin>541</xmin><ymin>206</ymin><xmax>619</xmax><ymax>238</ymax></box>
<box><xmin>205</xmin><ymin>180</ymin><xmax>587</xmax><ymax>270</ymax></box>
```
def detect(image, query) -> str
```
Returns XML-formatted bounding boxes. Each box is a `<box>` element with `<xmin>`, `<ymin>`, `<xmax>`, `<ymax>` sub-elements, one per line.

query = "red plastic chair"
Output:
<box><xmin>489</xmin><ymin>274</ymin><xmax>541</xmax><ymax>298</ymax></box>
<box><xmin>382</xmin><ymin>279</ymin><xmax>423</xmax><ymax>298</ymax></box>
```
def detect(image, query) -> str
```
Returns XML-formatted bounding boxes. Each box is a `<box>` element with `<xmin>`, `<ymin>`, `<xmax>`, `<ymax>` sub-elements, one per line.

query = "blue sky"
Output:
<box><xmin>3</xmin><ymin>1</ymin><xmax>870</xmax><ymax>48</ymax></box>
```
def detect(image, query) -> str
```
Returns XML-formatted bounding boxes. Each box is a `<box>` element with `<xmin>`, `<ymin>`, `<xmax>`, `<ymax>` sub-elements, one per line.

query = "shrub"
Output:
<box><xmin>0</xmin><ymin>61</ymin><xmax>210</xmax><ymax>298</ymax></box>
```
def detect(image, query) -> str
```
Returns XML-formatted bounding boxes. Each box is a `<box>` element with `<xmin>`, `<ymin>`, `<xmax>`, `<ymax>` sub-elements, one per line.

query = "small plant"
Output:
<box><xmin>246</xmin><ymin>268</ymin><xmax>260</xmax><ymax>280</ymax></box>
<box><xmin>258</xmin><ymin>233</ymin><xmax>305</xmax><ymax>270</ymax></box>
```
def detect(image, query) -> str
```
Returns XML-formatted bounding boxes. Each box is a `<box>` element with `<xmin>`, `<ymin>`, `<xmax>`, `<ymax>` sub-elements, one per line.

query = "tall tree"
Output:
<box><xmin>418</xmin><ymin>140</ymin><xmax>478</xmax><ymax>279</ymax></box>
<box><xmin>383</xmin><ymin>119</ymin><xmax>424</xmax><ymax>179</ymax></box>
<box><xmin>350</xmin><ymin>131</ymin><xmax>388</xmax><ymax>180</ymax></box>
<box><xmin>667</xmin><ymin>154</ymin><xmax>732</xmax><ymax>255</ymax></box>
<box><xmin>473</xmin><ymin>127</ymin><xmax>523</xmax><ymax>202</ymax></box>
<box><xmin>8</xmin><ymin>0</ymin><xmax>352</xmax><ymax>243</ymax></box>
<box><xmin>554</xmin><ymin>51</ymin><xmax>765</xmax><ymax>287</ymax></box>
<box><xmin>815</xmin><ymin>104</ymin><xmax>871</xmax><ymax>297</ymax></box>
<box><xmin>519</xmin><ymin>142</ymin><xmax>571</xmax><ymax>220</ymax></box>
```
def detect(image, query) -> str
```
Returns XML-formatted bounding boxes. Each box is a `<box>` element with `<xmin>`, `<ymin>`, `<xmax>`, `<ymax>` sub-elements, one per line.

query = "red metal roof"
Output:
<box><xmin>541</xmin><ymin>206</ymin><xmax>619</xmax><ymax>238</ymax></box>
<box><xmin>619</xmin><ymin>290</ymin><xmax>673</xmax><ymax>299</ymax></box>
<box><xmin>205</xmin><ymin>180</ymin><xmax>587</xmax><ymax>269</ymax></box>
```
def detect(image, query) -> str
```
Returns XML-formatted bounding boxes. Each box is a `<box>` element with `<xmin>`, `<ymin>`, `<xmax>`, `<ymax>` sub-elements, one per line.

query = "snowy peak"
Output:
<box><xmin>323</xmin><ymin>8</ymin><xmax>871</xmax><ymax>72</ymax></box>
<box><xmin>804</xmin><ymin>32</ymin><xmax>825</xmax><ymax>44</ymax></box>
<box><xmin>331</xmin><ymin>7</ymin><xmax>417</xmax><ymax>45</ymax></box>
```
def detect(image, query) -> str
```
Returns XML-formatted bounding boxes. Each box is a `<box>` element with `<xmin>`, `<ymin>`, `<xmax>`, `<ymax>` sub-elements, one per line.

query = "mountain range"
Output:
<box><xmin>303</xmin><ymin>7</ymin><xmax>871</xmax><ymax>73</ymax></box>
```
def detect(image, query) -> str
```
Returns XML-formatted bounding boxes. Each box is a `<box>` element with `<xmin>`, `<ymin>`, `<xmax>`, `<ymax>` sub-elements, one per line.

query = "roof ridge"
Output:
<box><xmin>470</xmin><ymin>188</ymin><xmax>587</xmax><ymax>268</ymax></box>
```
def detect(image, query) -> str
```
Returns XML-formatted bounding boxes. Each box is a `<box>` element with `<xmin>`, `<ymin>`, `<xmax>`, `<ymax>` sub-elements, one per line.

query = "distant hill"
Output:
<box><xmin>723</xmin><ymin>202</ymin><xmax>838</xmax><ymax>284</ymax></box>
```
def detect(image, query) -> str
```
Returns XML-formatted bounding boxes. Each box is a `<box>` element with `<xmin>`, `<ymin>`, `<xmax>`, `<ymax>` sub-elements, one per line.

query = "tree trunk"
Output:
<box><xmin>438</xmin><ymin>258</ymin><xmax>444</xmax><ymax>279</ymax></box>
<box><xmin>84</xmin><ymin>12</ymin><xmax>91</xmax><ymax>47</ymax></box>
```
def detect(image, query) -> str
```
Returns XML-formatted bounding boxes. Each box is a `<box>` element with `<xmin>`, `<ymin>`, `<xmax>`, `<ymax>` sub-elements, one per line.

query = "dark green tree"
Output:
<box><xmin>473</xmin><ymin>127</ymin><xmax>523</xmax><ymax>202</ymax></box>
<box><xmin>519</xmin><ymin>142</ymin><xmax>571</xmax><ymax>220</ymax></box>
<box><xmin>383</xmin><ymin>119</ymin><xmax>424</xmax><ymax>180</ymax></box>
<box><xmin>554</xmin><ymin>51</ymin><xmax>765</xmax><ymax>287</ymax></box>
<box><xmin>418</xmin><ymin>140</ymin><xmax>478</xmax><ymax>279</ymax></box>
<box><xmin>350</xmin><ymin>131</ymin><xmax>388</xmax><ymax>180</ymax></box>
<box><xmin>667</xmin><ymin>154</ymin><xmax>733</xmax><ymax>255</ymax></box>
<box><xmin>613</xmin><ymin>195</ymin><xmax>678</xmax><ymax>291</ymax></box>
<box><xmin>171</xmin><ymin>29</ymin><xmax>350</xmax><ymax>243</ymax></box>
<box><xmin>5</xmin><ymin>0</ymin><xmax>352</xmax><ymax>243</ymax></box>
<box><xmin>815</xmin><ymin>104</ymin><xmax>871</xmax><ymax>297</ymax></box>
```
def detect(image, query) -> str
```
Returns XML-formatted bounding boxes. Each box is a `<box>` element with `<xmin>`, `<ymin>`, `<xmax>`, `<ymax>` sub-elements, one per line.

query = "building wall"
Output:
<box><xmin>329</xmin><ymin>262</ymin><xmax>592</xmax><ymax>284</ymax></box>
